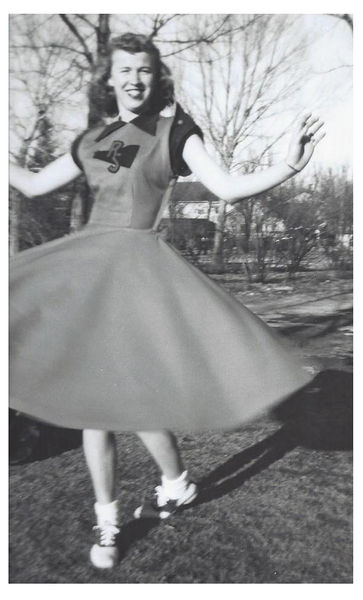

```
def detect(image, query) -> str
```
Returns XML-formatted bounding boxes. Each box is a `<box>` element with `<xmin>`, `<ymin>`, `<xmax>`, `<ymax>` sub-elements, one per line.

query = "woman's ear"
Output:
<box><xmin>108</xmin><ymin>76</ymin><xmax>114</xmax><ymax>88</ymax></box>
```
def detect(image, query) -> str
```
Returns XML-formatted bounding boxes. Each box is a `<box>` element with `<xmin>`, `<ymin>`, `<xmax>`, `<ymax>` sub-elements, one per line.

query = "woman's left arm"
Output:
<box><xmin>182</xmin><ymin>113</ymin><xmax>325</xmax><ymax>205</ymax></box>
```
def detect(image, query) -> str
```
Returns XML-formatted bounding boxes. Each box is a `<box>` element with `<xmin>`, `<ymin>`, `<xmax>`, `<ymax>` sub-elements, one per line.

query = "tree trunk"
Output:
<box><xmin>211</xmin><ymin>199</ymin><xmax>227</xmax><ymax>272</ymax></box>
<box><xmin>88</xmin><ymin>14</ymin><xmax>111</xmax><ymax>127</ymax></box>
<box><xmin>9</xmin><ymin>190</ymin><xmax>21</xmax><ymax>256</ymax></box>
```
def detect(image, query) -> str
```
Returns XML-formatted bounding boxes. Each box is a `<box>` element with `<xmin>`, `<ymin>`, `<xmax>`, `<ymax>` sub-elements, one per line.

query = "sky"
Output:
<box><xmin>299</xmin><ymin>14</ymin><xmax>352</xmax><ymax>169</ymax></box>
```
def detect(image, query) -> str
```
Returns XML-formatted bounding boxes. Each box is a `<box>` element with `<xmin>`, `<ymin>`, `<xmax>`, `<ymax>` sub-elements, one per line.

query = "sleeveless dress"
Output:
<box><xmin>10</xmin><ymin>104</ymin><xmax>311</xmax><ymax>432</ymax></box>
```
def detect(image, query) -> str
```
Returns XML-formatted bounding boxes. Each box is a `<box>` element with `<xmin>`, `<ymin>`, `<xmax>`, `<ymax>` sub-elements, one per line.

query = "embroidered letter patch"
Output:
<box><xmin>93</xmin><ymin>141</ymin><xmax>140</xmax><ymax>173</ymax></box>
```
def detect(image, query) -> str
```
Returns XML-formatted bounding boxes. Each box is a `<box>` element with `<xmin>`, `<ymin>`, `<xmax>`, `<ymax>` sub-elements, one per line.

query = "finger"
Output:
<box><xmin>311</xmin><ymin>119</ymin><xmax>324</xmax><ymax>133</ymax></box>
<box><xmin>312</xmin><ymin>131</ymin><xmax>326</xmax><ymax>146</ymax></box>
<box><xmin>303</xmin><ymin>115</ymin><xmax>320</xmax><ymax>132</ymax></box>
<box><xmin>297</xmin><ymin>112</ymin><xmax>312</xmax><ymax>130</ymax></box>
<box><xmin>308</xmin><ymin>120</ymin><xmax>324</xmax><ymax>138</ymax></box>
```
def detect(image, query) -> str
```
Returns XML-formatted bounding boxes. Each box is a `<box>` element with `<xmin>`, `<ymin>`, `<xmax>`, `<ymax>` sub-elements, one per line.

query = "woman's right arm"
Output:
<box><xmin>9</xmin><ymin>153</ymin><xmax>82</xmax><ymax>199</ymax></box>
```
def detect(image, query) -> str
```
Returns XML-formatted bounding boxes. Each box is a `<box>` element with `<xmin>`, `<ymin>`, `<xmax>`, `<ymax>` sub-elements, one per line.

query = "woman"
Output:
<box><xmin>10</xmin><ymin>33</ymin><xmax>325</xmax><ymax>570</ymax></box>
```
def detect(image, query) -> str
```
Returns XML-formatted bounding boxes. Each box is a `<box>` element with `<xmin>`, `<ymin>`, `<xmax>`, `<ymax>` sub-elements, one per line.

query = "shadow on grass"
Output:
<box><xmin>116</xmin><ymin>518</ymin><xmax>160</xmax><ymax>560</ymax></box>
<box><xmin>9</xmin><ymin>411</ymin><xmax>82</xmax><ymax>465</ymax></box>
<box><xmin>273</xmin><ymin>369</ymin><xmax>352</xmax><ymax>451</ymax></box>
<box><xmin>192</xmin><ymin>369</ymin><xmax>352</xmax><ymax>509</ymax></box>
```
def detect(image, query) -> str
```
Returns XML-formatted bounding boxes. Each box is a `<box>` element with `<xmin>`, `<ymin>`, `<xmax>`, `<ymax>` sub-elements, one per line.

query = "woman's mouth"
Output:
<box><xmin>126</xmin><ymin>89</ymin><xmax>143</xmax><ymax>99</ymax></box>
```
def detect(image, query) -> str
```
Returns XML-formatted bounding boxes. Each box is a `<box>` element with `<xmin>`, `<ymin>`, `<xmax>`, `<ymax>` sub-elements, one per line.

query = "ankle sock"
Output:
<box><xmin>94</xmin><ymin>499</ymin><xmax>119</xmax><ymax>526</ymax></box>
<box><xmin>161</xmin><ymin>470</ymin><xmax>189</xmax><ymax>499</ymax></box>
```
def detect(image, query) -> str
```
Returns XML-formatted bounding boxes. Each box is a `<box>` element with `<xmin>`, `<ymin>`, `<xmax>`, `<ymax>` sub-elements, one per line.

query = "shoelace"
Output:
<box><xmin>93</xmin><ymin>522</ymin><xmax>120</xmax><ymax>546</ymax></box>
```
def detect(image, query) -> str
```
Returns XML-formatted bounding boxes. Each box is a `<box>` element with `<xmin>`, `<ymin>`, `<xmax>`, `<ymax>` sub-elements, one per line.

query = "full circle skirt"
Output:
<box><xmin>10</xmin><ymin>226</ymin><xmax>311</xmax><ymax>432</ymax></box>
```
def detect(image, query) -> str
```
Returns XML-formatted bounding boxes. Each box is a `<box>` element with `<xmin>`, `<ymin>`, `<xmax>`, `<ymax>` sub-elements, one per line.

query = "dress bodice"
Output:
<box><xmin>71</xmin><ymin>105</ymin><xmax>202</xmax><ymax>230</ymax></box>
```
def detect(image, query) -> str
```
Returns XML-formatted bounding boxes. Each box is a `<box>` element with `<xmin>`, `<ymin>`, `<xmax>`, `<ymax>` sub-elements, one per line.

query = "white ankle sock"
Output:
<box><xmin>161</xmin><ymin>470</ymin><xmax>189</xmax><ymax>499</ymax></box>
<box><xmin>94</xmin><ymin>500</ymin><xmax>119</xmax><ymax>525</ymax></box>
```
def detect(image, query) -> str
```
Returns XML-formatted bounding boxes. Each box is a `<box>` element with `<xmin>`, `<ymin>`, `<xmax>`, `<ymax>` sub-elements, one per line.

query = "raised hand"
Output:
<box><xmin>286</xmin><ymin>112</ymin><xmax>326</xmax><ymax>172</ymax></box>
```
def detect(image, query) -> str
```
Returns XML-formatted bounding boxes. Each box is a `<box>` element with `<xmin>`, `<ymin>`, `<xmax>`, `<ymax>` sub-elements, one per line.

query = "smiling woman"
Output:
<box><xmin>9</xmin><ymin>31</ymin><xmax>325</xmax><ymax>571</ymax></box>
<box><xmin>102</xmin><ymin>33</ymin><xmax>175</xmax><ymax>119</ymax></box>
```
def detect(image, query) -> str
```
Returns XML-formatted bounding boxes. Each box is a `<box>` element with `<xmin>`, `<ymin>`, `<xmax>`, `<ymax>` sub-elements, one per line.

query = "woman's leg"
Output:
<box><xmin>83</xmin><ymin>429</ymin><xmax>185</xmax><ymax>502</ymax></box>
<box><xmin>83</xmin><ymin>429</ymin><xmax>117</xmax><ymax>503</ymax></box>
<box><xmin>134</xmin><ymin>430</ymin><xmax>197</xmax><ymax>518</ymax></box>
<box><xmin>136</xmin><ymin>430</ymin><xmax>184</xmax><ymax>479</ymax></box>
<box><xmin>83</xmin><ymin>429</ymin><xmax>119</xmax><ymax>569</ymax></box>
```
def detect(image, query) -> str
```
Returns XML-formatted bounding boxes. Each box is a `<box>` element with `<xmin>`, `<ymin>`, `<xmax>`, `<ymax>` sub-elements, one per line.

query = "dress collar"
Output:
<box><xmin>95</xmin><ymin>112</ymin><xmax>159</xmax><ymax>142</ymax></box>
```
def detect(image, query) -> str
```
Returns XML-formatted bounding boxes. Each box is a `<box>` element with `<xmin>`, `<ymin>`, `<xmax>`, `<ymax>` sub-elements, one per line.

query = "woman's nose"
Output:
<box><xmin>129</xmin><ymin>70</ymin><xmax>141</xmax><ymax>86</ymax></box>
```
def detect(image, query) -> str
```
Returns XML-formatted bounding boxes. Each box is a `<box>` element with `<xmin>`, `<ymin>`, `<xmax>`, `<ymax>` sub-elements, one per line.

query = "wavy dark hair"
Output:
<box><xmin>97</xmin><ymin>33</ymin><xmax>175</xmax><ymax>117</ymax></box>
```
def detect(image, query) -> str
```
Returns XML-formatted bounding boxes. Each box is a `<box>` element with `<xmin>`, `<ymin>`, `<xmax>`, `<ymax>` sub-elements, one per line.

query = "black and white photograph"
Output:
<box><xmin>8</xmin><ymin>8</ymin><xmax>354</xmax><ymax>585</ymax></box>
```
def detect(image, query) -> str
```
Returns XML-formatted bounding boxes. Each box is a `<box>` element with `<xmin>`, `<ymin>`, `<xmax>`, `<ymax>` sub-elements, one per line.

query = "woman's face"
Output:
<box><xmin>109</xmin><ymin>49</ymin><xmax>155</xmax><ymax>115</ymax></box>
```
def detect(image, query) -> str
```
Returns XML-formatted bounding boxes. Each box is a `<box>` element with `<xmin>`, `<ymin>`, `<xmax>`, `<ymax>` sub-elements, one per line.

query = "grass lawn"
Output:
<box><xmin>9</xmin><ymin>272</ymin><xmax>353</xmax><ymax>583</ymax></box>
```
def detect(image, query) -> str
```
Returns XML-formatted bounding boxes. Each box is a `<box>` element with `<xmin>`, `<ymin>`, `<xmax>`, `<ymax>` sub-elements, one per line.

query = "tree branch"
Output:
<box><xmin>75</xmin><ymin>14</ymin><xmax>97</xmax><ymax>31</ymax></box>
<box><xmin>59</xmin><ymin>14</ymin><xmax>94</xmax><ymax>65</ymax></box>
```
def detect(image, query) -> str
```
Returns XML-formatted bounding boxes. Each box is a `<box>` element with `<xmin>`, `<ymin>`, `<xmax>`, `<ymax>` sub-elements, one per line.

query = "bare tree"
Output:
<box><xmin>9</xmin><ymin>14</ymin><xmax>114</xmax><ymax>234</ymax></box>
<box><xmin>9</xmin><ymin>14</ymin><xmax>91</xmax><ymax>248</ymax></box>
<box><xmin>176</xmin><ymin>14</ymin><xmax>311</xmax><ymax>270</ymax></box>
<box><xmin>9</xmin><ymin>15</ymin><xmax>87</xmax><ymax>144</ymax></box>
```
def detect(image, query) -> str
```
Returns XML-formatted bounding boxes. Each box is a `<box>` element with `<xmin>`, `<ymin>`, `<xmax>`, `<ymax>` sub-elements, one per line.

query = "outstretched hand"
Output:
<box><xmin>286</xmin><ymin>112</ymin><xmax>326</xmax><ymax>172</ymax></box>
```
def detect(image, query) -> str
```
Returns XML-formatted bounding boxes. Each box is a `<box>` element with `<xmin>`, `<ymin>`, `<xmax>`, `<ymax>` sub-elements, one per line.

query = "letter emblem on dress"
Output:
<box><xmin>93</xmin><ymin>141</ymin><xmax>140</xmax><ymax>173</ymax></box>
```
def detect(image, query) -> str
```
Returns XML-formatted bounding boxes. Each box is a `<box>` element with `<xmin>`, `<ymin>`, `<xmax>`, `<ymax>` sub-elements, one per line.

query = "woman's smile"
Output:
<box><xmin>126</xmin><ymin>88</ymin><xmax>144</xmax><ymax>99</ymax></box>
